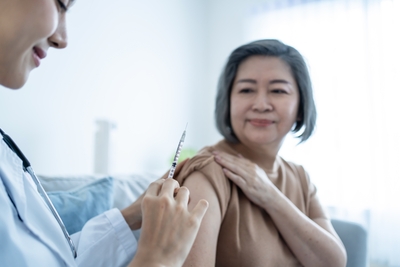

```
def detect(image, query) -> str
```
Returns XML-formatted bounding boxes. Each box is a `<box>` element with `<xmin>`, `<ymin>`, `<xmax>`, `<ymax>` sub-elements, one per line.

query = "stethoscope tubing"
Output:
<box><xmin>26</xmin><ymin>166</ymin><xmax>77</xmax><ymax>258</ymax></box>
<box><xmin>0</xmin><ymin>129</ymin><xmax>77</xmax><ymax>258</ymax></box>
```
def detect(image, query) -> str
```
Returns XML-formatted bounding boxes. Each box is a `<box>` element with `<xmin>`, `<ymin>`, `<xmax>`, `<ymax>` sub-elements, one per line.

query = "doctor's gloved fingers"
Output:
<box><xmin>175</xmin><ymin>186</ymin><xmax>190</xmax><ymax>205</ymax></box>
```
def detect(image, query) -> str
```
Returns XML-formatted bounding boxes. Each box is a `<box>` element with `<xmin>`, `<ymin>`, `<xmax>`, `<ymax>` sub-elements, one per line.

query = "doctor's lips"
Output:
<box><xmin>32</xmin><ymin>47</ymin><xmax>47</xmax><ymax>67</ymax></box>
<box><xmin>249</xmin><ymin>119</ymin><xmax>274</xmax><ymax>127</ymax></box>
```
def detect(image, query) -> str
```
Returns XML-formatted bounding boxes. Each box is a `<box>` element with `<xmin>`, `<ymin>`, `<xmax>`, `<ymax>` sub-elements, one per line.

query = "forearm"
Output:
<box><xmin>121</xmin><ymin>198</ymin><xmax>142</xmax><ymax>230</ymax></box>
<box><xmin>264</xmin><ymin>188</ymin><xmax>346</xmax><ymax>267</ymax></box>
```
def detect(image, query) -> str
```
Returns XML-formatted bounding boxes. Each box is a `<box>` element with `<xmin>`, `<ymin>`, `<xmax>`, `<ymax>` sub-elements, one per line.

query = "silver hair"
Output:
<box><xmin>215</xmin><ymin>39</ymin><xmax>316</xmax><ymax>143</ymax></box>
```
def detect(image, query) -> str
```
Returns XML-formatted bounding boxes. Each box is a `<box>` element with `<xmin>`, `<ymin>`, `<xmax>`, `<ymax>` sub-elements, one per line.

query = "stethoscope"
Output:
<box><xmin>0</xmin><ymin>128</ymin><xmax>77</xmax><ymax>259</ymax></box>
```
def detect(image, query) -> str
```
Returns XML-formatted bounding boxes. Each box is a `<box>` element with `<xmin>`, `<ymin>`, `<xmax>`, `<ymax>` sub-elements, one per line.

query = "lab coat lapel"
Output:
<box><xmin>23</xmin><ymin>177</ymin><xmax>76</xmax><ymax>266</ymax></box>
<box><xmin>0</xmin><ymin>139</ymin><xmax>76</xmax><ymax>266</ymax></box>
<box><xmin>0</xmin><ymin>138</ymin><xmax>28</xmax><ymax>219</ymax></box>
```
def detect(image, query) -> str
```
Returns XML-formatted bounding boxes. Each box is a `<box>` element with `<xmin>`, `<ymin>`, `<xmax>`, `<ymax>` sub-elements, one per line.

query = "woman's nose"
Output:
<box><xmin>252</xmin><ymin>93</ymin><xmax>273</xmax><ymax>112</ymax></box>
<box><xmin>48</xmin><ymin>16</ymin><xmax>68</xmax><ymax>49</ymax></box>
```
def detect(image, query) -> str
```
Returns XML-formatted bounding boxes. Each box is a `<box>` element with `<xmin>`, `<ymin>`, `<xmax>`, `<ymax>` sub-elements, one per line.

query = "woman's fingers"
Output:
<box><xmin>222</xmin><ymin>167</ymin><xmax>247</xmax><ymax>188</ymax></box>
<box><xmin>213</xmin><ymin>151</ymin><xmax>248</xmax><ymax>176</ymax></box>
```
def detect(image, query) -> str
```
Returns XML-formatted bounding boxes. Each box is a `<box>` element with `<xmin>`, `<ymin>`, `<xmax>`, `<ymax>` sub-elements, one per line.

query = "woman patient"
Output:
<box><xmin>175</xmin><ymin>39</ymin><xmax>347</xmax><ymax>267</ymax></box>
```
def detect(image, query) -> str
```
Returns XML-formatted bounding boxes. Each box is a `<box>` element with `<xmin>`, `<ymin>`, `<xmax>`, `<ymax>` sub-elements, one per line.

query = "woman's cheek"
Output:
<box><xmin>34</xmin><ymin>1</ymin><xmax>60</xmax><ymax>38</ymax></box>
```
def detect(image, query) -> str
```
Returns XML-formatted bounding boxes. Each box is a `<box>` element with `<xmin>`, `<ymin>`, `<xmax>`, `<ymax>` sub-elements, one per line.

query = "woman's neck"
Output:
<box><xmin>229</xmin><ymin>141</ymin><xmax>280</xmax><ymax>174</ymax></box>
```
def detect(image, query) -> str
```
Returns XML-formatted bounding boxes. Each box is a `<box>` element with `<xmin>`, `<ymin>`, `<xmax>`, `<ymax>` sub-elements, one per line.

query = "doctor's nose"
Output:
<box><xmin>48</xmin><ymin>16</ymin><xmax>68</xmax><ymax>49</ymax></box>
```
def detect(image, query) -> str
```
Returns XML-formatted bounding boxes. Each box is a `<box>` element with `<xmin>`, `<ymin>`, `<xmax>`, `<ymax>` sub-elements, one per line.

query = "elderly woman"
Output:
<box><xmin>174</xmin><ymin>39</ymin><xmax>347</xmax><ymax>267</ymax></box>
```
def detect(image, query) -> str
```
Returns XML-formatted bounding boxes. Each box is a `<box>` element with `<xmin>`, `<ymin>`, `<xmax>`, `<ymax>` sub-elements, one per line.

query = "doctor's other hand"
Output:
<box><xmin>128</xmin><ymin>179</ymin><xmax>209</xmax><ymax>267</ymax></box>
<box><xmin>121</xmin><ymin>158</ymin><xmax>189</xmax><ymax>230</ymax></box>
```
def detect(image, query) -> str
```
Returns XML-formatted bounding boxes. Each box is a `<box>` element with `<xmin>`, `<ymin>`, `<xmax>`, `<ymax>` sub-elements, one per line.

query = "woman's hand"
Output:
<box><xmin>129</xmin><ymin>179</ymin><xmax>209</xmax><ymax>267</ymax></box>
<box><xmin>121</xmin><ymin>159</ymin><xmax>189</xmax><ymax>230</ymax></box>
<box><xmin>213</xmin><ymin>151</ymin><xmax>275</xmax><ymax>209</ymax></box>
<box><xmin>214</xmin><ymin>151</ymin><xmax>347</xmax><ymax>267</ymax></box>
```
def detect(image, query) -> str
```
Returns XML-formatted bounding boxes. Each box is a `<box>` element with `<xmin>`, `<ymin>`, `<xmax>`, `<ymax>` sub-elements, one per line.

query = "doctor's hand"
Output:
<box><xmin>213</xmin><ymin>150</ymin><xmax>276</xmax><ymax>209</ymax></box>
<box><xmin>128</xmin><ymin>178</ymin><xmax>209</xmax><ymax>267</ymax></box>
<box><xmin>121</xmin><ymin>158</ymin><xmax>189</xmax><ymax>230</ymax></box>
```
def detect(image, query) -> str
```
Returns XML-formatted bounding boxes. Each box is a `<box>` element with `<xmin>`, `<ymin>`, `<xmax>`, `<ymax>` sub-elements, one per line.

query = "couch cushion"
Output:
<box><xmin>38</xmin><ymin>173</ymin><xmax>155</xmax><ymax>235</ymax></box>
<box><xmin>45</xmin><ymin>177</ymin><xmax>114</xmax><ymax>234</ymax></box>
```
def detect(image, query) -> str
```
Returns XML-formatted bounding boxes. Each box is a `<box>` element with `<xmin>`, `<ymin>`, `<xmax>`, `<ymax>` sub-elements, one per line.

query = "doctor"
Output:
<box><xmin>0</xmin><ymin>0</ymin><xmax>209</xmax><ymax>267</ymax></box>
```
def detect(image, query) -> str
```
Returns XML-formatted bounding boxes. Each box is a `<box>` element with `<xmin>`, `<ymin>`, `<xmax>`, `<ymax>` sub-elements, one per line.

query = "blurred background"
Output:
<box><xmin>1</xmin><ymin>0</ymin><xmax>399</xmax><ymax>266</ymax></box>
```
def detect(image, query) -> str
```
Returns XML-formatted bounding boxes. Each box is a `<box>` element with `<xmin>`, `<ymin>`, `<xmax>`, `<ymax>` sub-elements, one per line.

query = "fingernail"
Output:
<box><xmin>212</xmin><ymin>150</ymin><xmax>219</xmax><ymax>155</ymax></box>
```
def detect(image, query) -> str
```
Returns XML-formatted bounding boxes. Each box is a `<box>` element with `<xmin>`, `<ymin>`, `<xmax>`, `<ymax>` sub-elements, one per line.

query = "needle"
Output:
<box><xmin>167</xmin><ymin>123</ymin><xmax>187</xmax><ymax>179</ymax></box>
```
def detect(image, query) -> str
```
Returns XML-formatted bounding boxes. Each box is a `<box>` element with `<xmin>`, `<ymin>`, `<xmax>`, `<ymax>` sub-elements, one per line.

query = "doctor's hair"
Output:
<box><xmin>215</xmin><ymin>39</ymin><xmax>317</xmax><ymax>144</ymax></box>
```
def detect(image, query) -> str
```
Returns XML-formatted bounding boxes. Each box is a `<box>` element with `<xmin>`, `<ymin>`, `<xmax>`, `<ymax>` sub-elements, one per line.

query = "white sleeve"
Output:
<box><xmin>72</xmin><ymin>208</ymin><xmax>137</xmax><ymax>267</ymax></box>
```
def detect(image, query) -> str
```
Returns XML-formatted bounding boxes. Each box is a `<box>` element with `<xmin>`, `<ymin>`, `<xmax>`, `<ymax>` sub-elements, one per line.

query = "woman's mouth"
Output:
<box><xmin>32</xmin><ymin>47</ymin><xmax>47</xmax><ymax>67</ymax></box>
<box><xmin>248</xmin><ymin>119</ymin><xmax>274</xmax><ymax>127</ymax></box>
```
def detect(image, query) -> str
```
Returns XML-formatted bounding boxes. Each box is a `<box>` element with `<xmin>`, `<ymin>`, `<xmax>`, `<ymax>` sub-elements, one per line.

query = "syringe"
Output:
<box><xmin>167</xmin><ymin>124</ymin><xmax>187</xmax><ymax>179</ymax></box>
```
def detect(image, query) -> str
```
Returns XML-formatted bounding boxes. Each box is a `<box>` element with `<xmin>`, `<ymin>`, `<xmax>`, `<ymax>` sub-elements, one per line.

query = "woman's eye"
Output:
<box><xmin>239</xmin><ymin>88</ymin><xmax>254</xmax><ymax>94</ymax></box>
<box><xmin>57</xmin><ymin>0</ymin><xmax>68</xmax><ymax>11</ymax></box>
<box><xmin>271</xmin><ymin>89</ymin><xmax>287</xmax><ymax>94</ymax></box>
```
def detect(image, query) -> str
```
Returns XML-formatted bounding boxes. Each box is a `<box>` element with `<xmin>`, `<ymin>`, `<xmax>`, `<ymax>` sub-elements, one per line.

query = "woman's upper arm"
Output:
<box><xmin>181</xmin><ymin>171</ymin><xmax>222</xmax><ymax>267</ymax></box>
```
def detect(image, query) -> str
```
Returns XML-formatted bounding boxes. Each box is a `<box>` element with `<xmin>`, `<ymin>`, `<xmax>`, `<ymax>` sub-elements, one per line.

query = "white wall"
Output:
<box><xmin>0</xmin><ymin>0</ymin><xmax>271</xmax><ymax>177</ymax></box>
<box><xmin>197</xmin><ymin>0</ymin><xmax>269</xmax><ymax>147</ymax></box>
<box><xmin>0</xmin><ymin>0</ymin><xmax>208</xmax><ymax>176</ymax></box>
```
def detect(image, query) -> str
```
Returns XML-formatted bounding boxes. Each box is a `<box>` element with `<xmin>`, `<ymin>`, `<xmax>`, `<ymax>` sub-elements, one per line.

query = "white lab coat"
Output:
<box><xmin>0</xmin><ymin>133</ymin><xmax>138</xmax><ymax>267</ymax></box>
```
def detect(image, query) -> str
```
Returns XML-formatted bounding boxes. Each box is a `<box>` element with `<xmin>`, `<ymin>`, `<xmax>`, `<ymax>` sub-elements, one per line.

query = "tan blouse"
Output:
<box><xmin>174</xmin><ymin>140</ymin><xmax>328</xmax><ymax>267</ymax></box>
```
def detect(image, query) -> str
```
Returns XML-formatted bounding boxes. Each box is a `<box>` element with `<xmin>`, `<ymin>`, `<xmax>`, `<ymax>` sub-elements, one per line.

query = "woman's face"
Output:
<box><xmin>0</xmin><ymin>0</ymin><xmax>72</xmax><ymax>89</ymax></box>
<box><xmin>230</xmin><ymin>56</ymin><xmax>300</xmax><ymax>150</ymax></box>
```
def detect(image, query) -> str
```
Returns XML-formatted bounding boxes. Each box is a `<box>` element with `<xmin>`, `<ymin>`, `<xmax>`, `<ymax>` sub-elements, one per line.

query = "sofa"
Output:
<box><xmin>38</xmin><ymin>174</ymin><xmax>368</xmax><ymax>267</ymax></box>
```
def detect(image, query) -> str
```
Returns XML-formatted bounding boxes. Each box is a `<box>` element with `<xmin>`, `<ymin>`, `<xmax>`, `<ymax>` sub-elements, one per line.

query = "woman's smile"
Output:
<box><xmin>230</xmin><ymin>56</ymin><xmax>300</xmax><ymax>148</ymax></box>
<box><xmin>0</xmin><ymin>0</ymin><xmax>68</xmax><ymax>89</ymax></box>
<box><xmin>32</xmin><ymin>47</ymin><xmax>47</xmax><ymax>67</ymax></box>
<box><xmin>248</xmin><ymin>119</ymin><xmax>274</xmax><ymax>127</ymax></box>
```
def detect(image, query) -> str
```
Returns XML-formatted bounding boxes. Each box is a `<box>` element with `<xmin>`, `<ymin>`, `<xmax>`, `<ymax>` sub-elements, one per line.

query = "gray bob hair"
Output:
<box><xmin>215</xmin><ymin>39</ymin><xmax>317</xmax><ymax>143</ymax></box>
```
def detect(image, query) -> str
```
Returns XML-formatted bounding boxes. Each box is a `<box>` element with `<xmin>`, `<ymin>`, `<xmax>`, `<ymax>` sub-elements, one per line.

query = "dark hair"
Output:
<box><xmin>215</xmin><ymin>39</ymin><xmax>316</xmax><ymax>143</ymax></box>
